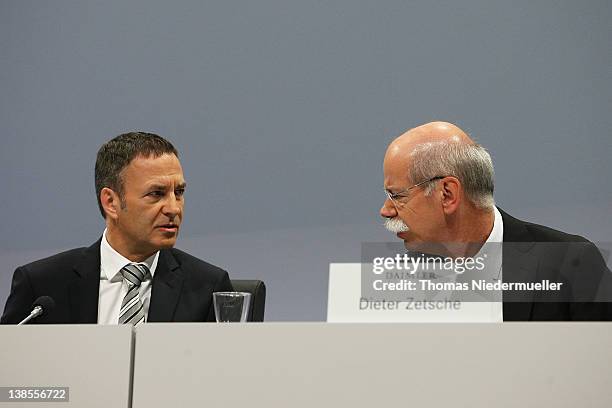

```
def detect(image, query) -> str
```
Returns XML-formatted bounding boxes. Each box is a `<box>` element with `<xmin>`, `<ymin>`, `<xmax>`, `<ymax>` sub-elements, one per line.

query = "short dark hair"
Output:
<box><xmin>95</xmin><ymin>131</ymin><xmax>179</xmax><ymax>218</ymax></box>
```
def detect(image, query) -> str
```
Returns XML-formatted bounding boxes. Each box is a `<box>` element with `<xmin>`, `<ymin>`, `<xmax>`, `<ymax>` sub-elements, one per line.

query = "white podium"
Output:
<box><xmin>0</xmin><ymin>325</ymin><xmax>133</xmax><ymax>408</ymax></box>
<box><xmin>132</xmin><ymin>323</ymin><xmax>612</xmax><ymax>408</ymax></box>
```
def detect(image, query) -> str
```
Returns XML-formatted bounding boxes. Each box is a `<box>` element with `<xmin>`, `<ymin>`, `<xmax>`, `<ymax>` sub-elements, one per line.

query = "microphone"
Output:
<box><xmin>18</xmin><ymin>296</ymin><xmax>56</xmax><ymax>325</ymax></box>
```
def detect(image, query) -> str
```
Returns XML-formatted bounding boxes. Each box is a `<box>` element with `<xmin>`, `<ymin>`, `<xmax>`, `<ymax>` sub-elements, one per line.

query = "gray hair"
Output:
<box><xmin>408</xmin><ymin>141</ymin><xmax>495</xmax><ymax>209</ymax></box>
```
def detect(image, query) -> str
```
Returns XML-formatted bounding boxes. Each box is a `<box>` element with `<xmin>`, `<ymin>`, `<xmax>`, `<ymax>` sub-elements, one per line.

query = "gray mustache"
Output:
<box><xmin>384</xmin><ymin>217</ymin><xmax>409</xmax><ymax>233</ymax></box>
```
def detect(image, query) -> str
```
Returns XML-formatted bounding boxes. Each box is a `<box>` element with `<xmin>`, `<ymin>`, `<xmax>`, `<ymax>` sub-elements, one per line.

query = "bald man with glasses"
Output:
<box><xmin>380</xmin><ymin>121</ymin><xmax>611</xmax><ymax>321</ymax></box>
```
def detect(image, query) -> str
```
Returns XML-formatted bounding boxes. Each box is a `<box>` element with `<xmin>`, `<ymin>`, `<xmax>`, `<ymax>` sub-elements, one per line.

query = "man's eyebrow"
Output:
<box><xmin>145</xmin><ymin>182</ymin><xmax>187</xmax><ymax>191</ymax></box>
<box><xmin>146</xmin><ymin>184</ymin><xmax>168</xmax><ymax>190</ymax></box>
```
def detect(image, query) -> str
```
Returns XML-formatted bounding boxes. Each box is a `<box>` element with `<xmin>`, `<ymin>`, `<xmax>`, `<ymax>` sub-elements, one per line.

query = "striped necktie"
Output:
<box><xmin>118</xmin><ymin>263</ymin><xmax>149</xmax><ymax>325</ymax></box>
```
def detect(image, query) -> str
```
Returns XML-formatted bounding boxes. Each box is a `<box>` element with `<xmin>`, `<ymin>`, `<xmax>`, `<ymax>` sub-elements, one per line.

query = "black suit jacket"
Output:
<box><xmin>1</xmin><ymin>240</ymin><xmax>233</xmax><ymax>324</ymax></box>
<box><xmin>500</xmin><ymin>209</ymin><xmax>612</xmax><ymax>321</ymax></box>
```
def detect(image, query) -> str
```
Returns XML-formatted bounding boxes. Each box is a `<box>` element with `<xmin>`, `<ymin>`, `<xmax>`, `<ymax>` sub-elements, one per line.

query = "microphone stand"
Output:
<box><xmin>18</xmin><ymin>306</ymin><xmax>43</xmax><ymax>325</ymax></box>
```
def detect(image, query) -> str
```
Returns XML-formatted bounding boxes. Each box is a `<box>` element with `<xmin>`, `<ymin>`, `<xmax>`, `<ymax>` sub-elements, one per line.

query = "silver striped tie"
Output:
<box><xmin>118</xmin><ymin>263</ymin><xmax>148</xmax><ymax>325</ymax></box>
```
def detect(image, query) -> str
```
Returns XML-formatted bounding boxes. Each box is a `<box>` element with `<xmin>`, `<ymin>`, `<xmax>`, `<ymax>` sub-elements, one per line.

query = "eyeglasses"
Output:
<box><xmin>384</xmin><ymin>176</ymin><xmax>447</xmax><ymax>203</ymax></box>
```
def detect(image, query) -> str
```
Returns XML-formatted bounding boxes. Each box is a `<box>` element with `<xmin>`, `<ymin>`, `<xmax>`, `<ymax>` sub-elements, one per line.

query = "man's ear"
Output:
<box><xmin>100</xmin><ymin>187</ymin><xmax>121</xmax><ymax>220</ymax></box>
<box><xmin>440</xmin><ymin>177</ymin><xmax>461</xmax><ymax>215</ymax></box>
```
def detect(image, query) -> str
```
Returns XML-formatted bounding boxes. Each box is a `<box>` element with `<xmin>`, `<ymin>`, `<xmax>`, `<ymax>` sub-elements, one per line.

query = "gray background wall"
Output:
<box><xmin>1</xmin><ymin>0</ymin><xmax>610</xmax><ymax>320</ymax></box>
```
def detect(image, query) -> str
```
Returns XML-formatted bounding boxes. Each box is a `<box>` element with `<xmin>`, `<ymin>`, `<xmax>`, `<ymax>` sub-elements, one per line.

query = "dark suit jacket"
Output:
<box><xmin>1</xmin><ymin>239</ymin><xmax>233</xmax><ymax>324</ymax></box>
<box><xmin>500</xmin><ymin>209</ymin><xmax>612</xmax><ymax>321</ymax></box>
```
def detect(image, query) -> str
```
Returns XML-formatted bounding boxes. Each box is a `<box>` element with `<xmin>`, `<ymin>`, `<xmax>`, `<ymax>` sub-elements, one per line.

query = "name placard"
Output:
<box><xmin>327</xmin><ymin>263</ymin><xmax>502</xmax><ymax>322</ymax></box>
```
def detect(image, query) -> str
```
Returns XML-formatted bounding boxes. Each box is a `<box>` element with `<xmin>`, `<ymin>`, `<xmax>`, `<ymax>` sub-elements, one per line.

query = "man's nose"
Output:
<box><xmin>380</xmin><ymin>197</ymin><xmax>398</xmax><ymax>219</ymax></box>
<box><xmin>163</xmin><ymin>195</ymin><xmax>181</xmax><ymax>219</ymax></box>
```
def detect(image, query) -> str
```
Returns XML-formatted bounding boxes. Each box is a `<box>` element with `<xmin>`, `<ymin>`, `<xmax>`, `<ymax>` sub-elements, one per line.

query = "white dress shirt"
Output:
<box><xmin>472</xmin><ymin>206</ymin><xmax>504</xmax><ymax>322</ymax></box>
<box><xmin>97</xmin><ymin>229</ymin><xmax>159</xmax><ymax>325</ymax></box>
<box><xmin>426</xmin><ymin>206</ymin><xmax>504</xmax><ymax>322</ymax></box>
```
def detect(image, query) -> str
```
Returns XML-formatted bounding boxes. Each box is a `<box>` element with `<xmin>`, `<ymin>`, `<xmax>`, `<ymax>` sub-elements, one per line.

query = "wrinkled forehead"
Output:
<box><xmin>383</xmin><ymin>148</ymin><xmax>412</xmax><ymax>188</ymax></box>
<box><xmin>122</xmin><ymin>153</ymin><xmax>185</xmax><ymax>185</ymax></box>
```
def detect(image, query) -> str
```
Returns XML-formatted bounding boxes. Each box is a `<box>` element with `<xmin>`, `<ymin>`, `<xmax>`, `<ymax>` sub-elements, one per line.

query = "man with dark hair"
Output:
<box><xmin>380</xmin><ymin>121</ymin><xmax>611</xmax><ymax>321</ymax></box>
<box><xmin>1</xmin><ymin>132</ymin><xmax>233</xmax><ymax>324</ymax></box>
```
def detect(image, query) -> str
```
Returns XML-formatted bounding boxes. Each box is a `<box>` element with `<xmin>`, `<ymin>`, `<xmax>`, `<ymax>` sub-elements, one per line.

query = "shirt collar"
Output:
<box><xmin>473</xmin><ymin>206</ymin><xmax>504</xmax><ymax>259</ymax></box>
<box><xmin>486</xmin><ymin>206</ymin><xmax>504</xmax><ymax>244</ymax></box>
<box><xmin>100</xmin><ymin>229</ymin><xmax>159</xmax><ymax>282</ymax></box>
<box><xmin>472</xmin><ymin>207</ymin><xmax>504</xmax><ymax>279</ymax></box>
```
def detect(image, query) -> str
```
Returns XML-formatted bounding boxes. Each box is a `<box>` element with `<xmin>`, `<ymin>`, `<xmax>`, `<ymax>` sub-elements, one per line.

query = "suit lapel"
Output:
<box><xmin>69</xmin><ymin>240</ymin><xmax>102</xmax><ymax>323</ymax></box>
<box><xmin>148</xmin><ymin>249</ymin><xmax>184</xmax><ymax>322</ymax></box>
<box><xmin>500</xmin><ymin>208</ymin><xmax>539</xmax><ymax>321</ymax></box>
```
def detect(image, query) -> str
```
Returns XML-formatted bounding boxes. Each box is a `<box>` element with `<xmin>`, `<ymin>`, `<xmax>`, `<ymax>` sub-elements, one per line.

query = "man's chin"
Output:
<box><xmin>396</xmin><ymin>231</ymin><xmax>413</xmax><ymax>242</ymax></box>
<box><xmin>154</xmin><ymin>237</ymin><xmax>178</xmax><ymax>249</ymax></box>
<box><xmin>396</xmin><ymin>231</ymin><xmax>408</xmax><ymax>239</ymax></box>
<box><xmin>154</xmin><ymin>228</ymin><xmax>179</xmax><ymax>246</ymax></box>
<box><xmin>396</xmin><ymin>232</ymin><xmax>415</xmax><ymax>250</ymax></box>
<box><xmin>396</xmin><ymin>234</ymin><xmax>430</xmax><ymax>252</ymax></box>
